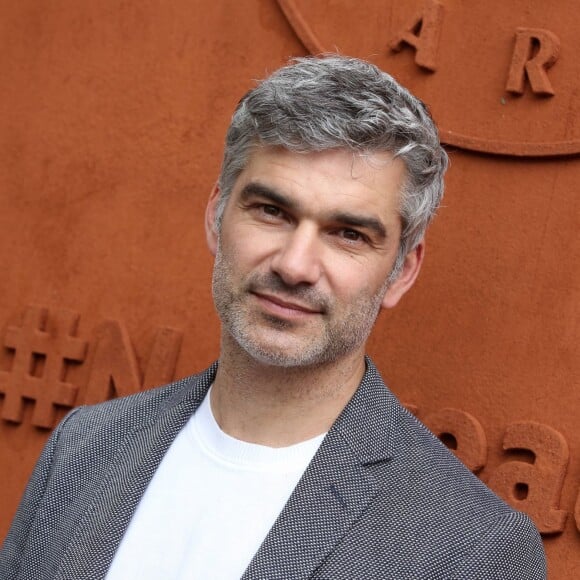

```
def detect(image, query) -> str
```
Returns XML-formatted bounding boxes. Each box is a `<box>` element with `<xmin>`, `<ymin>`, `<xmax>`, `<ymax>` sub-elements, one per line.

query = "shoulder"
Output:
<box><xmin>348</xmin><ymin>359</ymin><xmax>522</xmax><ymax>525</ymax></box>
<box><xmin>328</xmin><ymin>358</ymin><xmax>546</xmax><ymax>577</ymax></box>
<box><xmin>28</xmin><ymin>362</ymin><xmax>217</xmax><ymax>514</ymax></box>
<box><xmin>449</xmin><ymin>509</ymin><xmax>546</xmax><ymax>578</ymax></box>
<box><xmin>59</xmin><ymin>362</ymin><xmax>217</xmax><ymax>438</ymax></box>
<box><xmin>377</xmin><ymin>388</ymin><xmax>529</xmax><ymax>534</ymax></box>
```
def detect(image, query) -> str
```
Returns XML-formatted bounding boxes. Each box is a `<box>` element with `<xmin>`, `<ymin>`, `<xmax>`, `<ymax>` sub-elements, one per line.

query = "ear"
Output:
<box><xmin>381</xmin><ymin>242</ymin><xmax>424</xmax><ymax>310</ymax></box>
<box><xmin>205</xmin><ymin>181</ymin><xmax>221</xmax><ymax>256</ymax></box>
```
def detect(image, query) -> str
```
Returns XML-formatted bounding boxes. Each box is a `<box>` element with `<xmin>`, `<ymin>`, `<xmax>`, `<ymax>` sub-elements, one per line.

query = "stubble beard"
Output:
<box><xmin>211</xmin><ymin>242</ymin><xmax>391</xmax><ymax>369</ymax></box>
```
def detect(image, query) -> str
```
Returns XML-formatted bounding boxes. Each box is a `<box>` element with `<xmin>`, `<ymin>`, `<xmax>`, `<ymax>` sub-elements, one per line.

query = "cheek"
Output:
<box><xmin>326</xmin><ymin>258</ymin><xmax>391</xmax><ymax>301</ymax></box>
<box><xmin>220</xmin><ymin>226</ymin><xmax>274</xmax><ymax>271</ymax></box>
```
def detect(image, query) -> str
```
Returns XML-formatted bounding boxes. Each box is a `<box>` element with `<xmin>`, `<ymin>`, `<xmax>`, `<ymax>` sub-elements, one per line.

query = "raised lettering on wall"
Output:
<box><xmin>423</xmin><ymin>407</ymin><xmax>488</xmax><ymax>474</ymax></box>
<box><xmin>0</xmin><ymin>306</ymin><xmax>183</xmax><ymax>427</ymax></box>
<box><xmin>506</xmin><ymin>28</ymin><xmax>560</xmax><ymax>96</ymax></box>
<box><xmin>0</xmin><ymin>306</ymin><xmax>87</xmax><ymax>428</ymax></box>
<box><xmin>389</xmin><ymin>0</ymin><xmax>445</xmax><ymax>72</ymax></box>
<box><xmin>488</xmin><ymin>421</ymin><xmax>569</xmax><ymax>534</ymax></box>
<box><xmin>576</xmin><ymin>490</ymin><xmax>580</xmax><ymax>533</ymax></box>
<box><xmin>83</xmin><ymin>320</ymin><xmax>182</xmax><ymax>405</ymax></box>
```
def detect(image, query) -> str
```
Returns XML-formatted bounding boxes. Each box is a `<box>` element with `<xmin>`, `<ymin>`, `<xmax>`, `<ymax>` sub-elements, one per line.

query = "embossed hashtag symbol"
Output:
<box><xmin>0</xmin><ymin>306</ymin><xmax>87</xmax><ymax>428</ymax></box>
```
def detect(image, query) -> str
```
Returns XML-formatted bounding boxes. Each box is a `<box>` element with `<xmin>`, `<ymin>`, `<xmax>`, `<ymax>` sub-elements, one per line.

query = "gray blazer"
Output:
<box><xmin>0</xmin><ymin>359</ymin><xmax>546</xmax><ymax>579</ymax></box>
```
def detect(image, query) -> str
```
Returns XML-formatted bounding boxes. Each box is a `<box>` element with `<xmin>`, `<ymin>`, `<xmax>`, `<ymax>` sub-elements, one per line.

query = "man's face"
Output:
<box><xmin>207</xmin><ymin>147</ymin><xmax>420</xmax><ymax>368</ymax></box>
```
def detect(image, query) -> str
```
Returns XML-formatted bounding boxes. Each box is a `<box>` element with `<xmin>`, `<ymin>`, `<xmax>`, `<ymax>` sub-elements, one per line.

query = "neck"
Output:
<box><xmin>210</xmin><ymin>333</ymin><xmax>366</xmax><ymax>447</ymax></box>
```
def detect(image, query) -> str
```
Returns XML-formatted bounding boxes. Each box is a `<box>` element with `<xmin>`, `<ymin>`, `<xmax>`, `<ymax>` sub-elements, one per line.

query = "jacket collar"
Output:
<box><xmin>57</xmin><ymin>358</ymin><xmax>402</xmax><ymax>579</ymax></box>
<box><xmin>332</xmin><ymin>356</ymin><xmax>400</xmax><ymax>464</ymax></box>
<box><xmin>242</xmin><ymin>356</ymin><xmax>402</xmax><ymax>579</ymax></box>
<box><xmin>56</xmin><ymin>365</ymin><xmax>217</xmax><ymax>579</ymax></box>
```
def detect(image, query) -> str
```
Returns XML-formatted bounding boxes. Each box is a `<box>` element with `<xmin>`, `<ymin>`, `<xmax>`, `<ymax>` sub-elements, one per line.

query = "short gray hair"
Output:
<box><xmin>217</xmin><ymin>55</ymin><xmax>448</xmax><ymax>276</ymax></box>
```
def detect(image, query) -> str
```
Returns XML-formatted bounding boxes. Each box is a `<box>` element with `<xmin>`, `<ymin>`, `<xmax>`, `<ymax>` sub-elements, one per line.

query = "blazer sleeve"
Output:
<box><xmin>0</xmin><ymin>408</ymin><xmax>81</xmax><ymax>580</ymax></box>
<box><xmin>450</xmin><ymin>510</ymin><xmax>547</xmax><ymax>579</ymax></box>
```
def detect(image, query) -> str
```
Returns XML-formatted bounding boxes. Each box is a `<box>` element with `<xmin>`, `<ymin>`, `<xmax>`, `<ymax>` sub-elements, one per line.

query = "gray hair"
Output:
<box><xmin>217</xmin><ymin>55</ymin><xmax>448</xmax><ymax>277</ymax></box>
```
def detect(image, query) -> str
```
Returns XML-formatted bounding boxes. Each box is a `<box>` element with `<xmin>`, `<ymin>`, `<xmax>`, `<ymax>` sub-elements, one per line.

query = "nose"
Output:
<box><xmin>270</xmin><ymin>223</ymin><xmax>322</xmax><ymax>286</ymax></box>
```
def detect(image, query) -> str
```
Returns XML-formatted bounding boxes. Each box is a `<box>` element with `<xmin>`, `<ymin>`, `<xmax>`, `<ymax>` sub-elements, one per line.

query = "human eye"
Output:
<box><xmin>247</xmin><ymin>202</ymin><xmax>288</xmax><ymax>224</ymax></box>
<box><xmin>337</xmin><ymin>228</ymin><xmax>368</xmax><ymax>245</ymax></box>
<box><xmin>260</xmin><ymin>204</ymin><xmax>283</xmax><ymax>218</ymax></box>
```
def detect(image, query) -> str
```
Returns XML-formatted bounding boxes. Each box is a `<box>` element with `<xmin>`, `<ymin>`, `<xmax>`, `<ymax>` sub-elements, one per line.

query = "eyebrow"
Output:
<box><xmin>239</xmin><ymin>182</ymin><xmax>299</xmax><ymax>211</ymax></box>
<box><xmin>239</xmin><ymin>180</ymin><xmax>388</xmax><ymax>241</ymax></box>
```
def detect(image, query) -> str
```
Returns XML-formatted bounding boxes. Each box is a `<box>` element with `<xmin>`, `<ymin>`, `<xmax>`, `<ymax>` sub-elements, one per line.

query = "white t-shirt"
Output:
<box><xmin>106</xmin><ymin>389</ymin><xmax>325</xmax><ymax>579</ymax></box>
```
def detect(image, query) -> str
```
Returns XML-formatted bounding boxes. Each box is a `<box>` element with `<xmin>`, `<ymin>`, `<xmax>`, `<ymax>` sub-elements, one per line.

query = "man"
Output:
<box><xmin>1</xmin><ymin>55</ymin><xmax>545</xmax><ymax>579</ymax></box>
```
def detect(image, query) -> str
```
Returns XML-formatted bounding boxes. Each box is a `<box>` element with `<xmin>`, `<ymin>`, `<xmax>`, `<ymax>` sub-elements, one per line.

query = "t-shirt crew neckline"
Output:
<box><xmin>189</xmin><ymin>386</ymin><xmax>327</xmax><ymax>472</ymax></box>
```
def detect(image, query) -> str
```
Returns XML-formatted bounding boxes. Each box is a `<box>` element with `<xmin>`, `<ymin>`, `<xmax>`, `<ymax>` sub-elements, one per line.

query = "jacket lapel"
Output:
<box><xmin>54</xmin><ymin>364</ymin><xmax>217</xmax><ymax>580</ymax></box>
<box><xmin>243</xmin><ymin>358</ymin><xmax>399</xmax><ymax>580</ymax></box>
<box><xmin>53</xmin><ymin>358</ymin><xmax>401</xmax><ymax>580</ymax></box>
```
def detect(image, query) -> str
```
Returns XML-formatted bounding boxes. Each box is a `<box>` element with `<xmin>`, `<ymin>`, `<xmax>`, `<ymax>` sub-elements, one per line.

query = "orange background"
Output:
<box><xmin>0</xmin><ymin>1</ymin><xmax>578</xmax><ymax>577</ymax></box>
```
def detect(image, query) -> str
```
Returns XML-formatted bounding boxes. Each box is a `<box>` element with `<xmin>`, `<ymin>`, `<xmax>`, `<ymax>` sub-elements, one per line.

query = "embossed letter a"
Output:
<box><xmin>389</xmin><ymin>0</ymin><xmax>445</xmax><ymax>72</ymax></box>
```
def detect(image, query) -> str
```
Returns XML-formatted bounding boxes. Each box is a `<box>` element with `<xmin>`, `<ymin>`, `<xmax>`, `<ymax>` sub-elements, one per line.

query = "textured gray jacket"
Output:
<box><xmin>0</xmin><ymin>359</ymin><xmax>546</xmax><ymax>579</ymax></box>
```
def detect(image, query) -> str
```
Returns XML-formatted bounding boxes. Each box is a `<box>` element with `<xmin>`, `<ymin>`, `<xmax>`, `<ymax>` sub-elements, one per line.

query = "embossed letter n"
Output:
<box><xmin>83</xmin><ymin>320</ymin><xmax>182</xmax><ymax>405</ymax></box>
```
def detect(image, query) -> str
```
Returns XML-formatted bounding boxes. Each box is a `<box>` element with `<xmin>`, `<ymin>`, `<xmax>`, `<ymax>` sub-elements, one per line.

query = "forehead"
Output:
<box><xmin>231</xmin><ymin>147</ymin><xmax>406</xmax><ymax>218</ymax></box>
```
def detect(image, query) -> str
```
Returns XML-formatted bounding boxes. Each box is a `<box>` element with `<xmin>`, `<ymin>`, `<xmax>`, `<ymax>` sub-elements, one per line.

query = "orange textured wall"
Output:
<box><xmin>0</xmin><ymin>1</ymin><xmax>578</xmax><ymax>577</ymax></box>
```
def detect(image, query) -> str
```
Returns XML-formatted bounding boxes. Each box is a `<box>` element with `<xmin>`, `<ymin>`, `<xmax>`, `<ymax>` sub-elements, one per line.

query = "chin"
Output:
<box><xmin>235</xmin><ymin>333</ymin><xmax>325</xmax><ymax>368</ymax></box>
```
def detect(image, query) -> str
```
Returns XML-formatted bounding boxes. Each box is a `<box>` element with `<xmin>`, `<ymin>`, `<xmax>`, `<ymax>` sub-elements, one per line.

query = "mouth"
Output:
<box><xmin>252</xmin><ymin>292</ymin><xmax>323</xmax><ymax>317</ymax></box>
